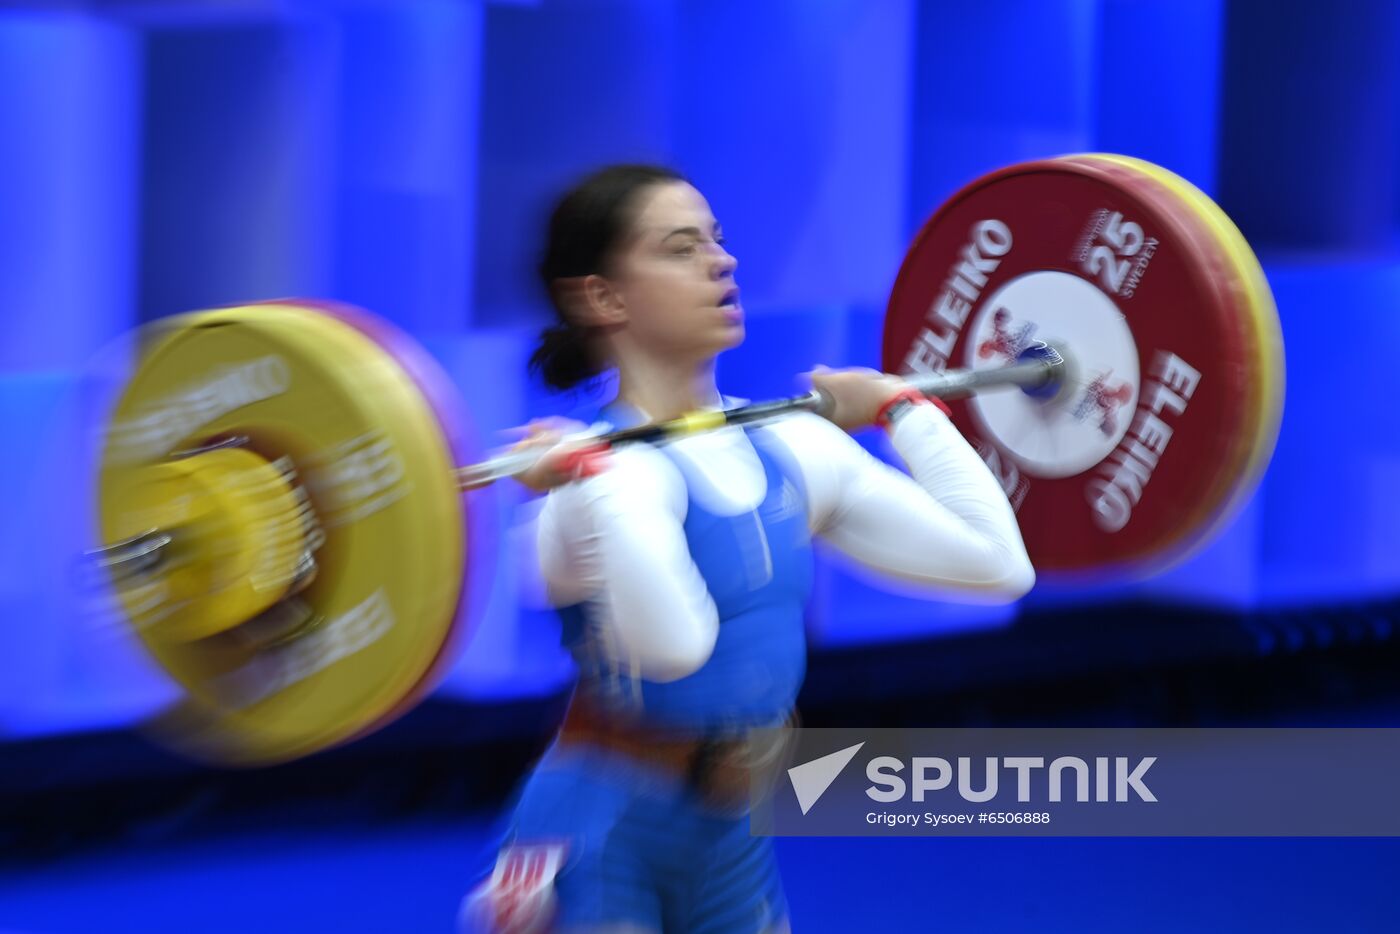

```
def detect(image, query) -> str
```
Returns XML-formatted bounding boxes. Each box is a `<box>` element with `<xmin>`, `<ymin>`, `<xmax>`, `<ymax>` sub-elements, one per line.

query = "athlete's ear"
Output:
<box><xmin>555</xmin><ymin>275</ymin><xmax>627</xmax><ymax>329</ymax></box>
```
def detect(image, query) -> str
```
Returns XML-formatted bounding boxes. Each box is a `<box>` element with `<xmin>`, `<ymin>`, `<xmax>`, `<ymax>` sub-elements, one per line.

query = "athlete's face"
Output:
<box><xmin>606</xmin><ymin>181</ymin><xmax>742</xmax><ymax>362</ymax></box>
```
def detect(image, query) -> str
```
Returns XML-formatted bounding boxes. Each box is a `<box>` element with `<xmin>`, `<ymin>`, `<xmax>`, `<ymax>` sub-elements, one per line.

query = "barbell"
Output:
<box><xmin>91</xmin><ymin>154</ymin><xmax>1285</xmax><ymax>765</ymax></box>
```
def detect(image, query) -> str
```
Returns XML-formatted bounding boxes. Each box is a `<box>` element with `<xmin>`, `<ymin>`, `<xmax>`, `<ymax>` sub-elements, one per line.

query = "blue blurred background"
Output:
<box><xmin>2</xmin><ymin>1</ymin><xmax>1399</xmax><ymax>931</ymax></box>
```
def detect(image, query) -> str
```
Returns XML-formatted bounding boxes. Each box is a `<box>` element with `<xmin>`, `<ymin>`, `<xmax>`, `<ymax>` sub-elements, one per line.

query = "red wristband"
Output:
<box><xmin>876</xmin><ymin>387</ymin><xmax>950</xmax><ymax>427</ymax></box>
<box><xmin>559</xmin><ymin>441</ymin><xmax>612</xmax><ymax>479</ymax></box>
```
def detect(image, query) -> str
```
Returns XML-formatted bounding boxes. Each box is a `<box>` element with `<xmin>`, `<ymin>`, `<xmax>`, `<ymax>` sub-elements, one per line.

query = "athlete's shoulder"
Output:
<box><xmin>758</xmin><ymin>409</ymin><xmax>864</xmax><ymax>460</ymax></box>
<box><xmin>539</xmin><ymin>421</ymin><xmax>688</xmax><ymax>523</ymax></box>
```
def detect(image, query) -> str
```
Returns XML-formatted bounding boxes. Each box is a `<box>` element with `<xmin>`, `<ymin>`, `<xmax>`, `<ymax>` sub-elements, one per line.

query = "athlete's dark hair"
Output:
<box><xmin>531</xmin><ymin>164</ymin><xmax>688</xmax><ymax>390</ymax></box>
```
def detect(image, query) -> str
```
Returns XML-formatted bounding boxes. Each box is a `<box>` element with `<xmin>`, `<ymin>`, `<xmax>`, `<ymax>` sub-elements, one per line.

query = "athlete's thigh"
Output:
<box><xmin>682</xmin><ymin>816</ymin><xmax>787</xmax><ymax>934</ymax></box>
<box><xmin>464</xmin><ymin>749</ymin><xmax>668</xmax><ymax>933</ymax></box>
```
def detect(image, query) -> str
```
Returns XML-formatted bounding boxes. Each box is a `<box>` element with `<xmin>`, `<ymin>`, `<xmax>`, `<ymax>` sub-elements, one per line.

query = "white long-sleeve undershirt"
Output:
<box><xmin>536</xmin><ymin>404</ymin><xmax>1035</xmax><ymax>682</ymax></box>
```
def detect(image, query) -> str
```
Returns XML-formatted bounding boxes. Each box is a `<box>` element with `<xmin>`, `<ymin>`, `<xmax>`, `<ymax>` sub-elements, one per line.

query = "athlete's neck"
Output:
<box><xmin>614</xmin><ymin>354</ymin><xmax>721</xmax><ymax>424</ymax></box>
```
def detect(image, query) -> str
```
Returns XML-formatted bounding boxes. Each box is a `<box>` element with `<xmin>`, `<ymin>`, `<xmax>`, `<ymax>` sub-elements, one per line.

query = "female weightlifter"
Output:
<box><xmin>460</xmin><ymin>164</ymin><xmax>1035</xmax><ymax>933</ymax></box>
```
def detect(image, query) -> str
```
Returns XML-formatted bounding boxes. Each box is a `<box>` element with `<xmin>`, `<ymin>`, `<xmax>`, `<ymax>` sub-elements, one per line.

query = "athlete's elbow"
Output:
<box><xmin>642</xmin><ymin>643</ymin><xmax>715</xmax><ymax>683</ymax></box>
<box><xmin>958</xmin><ymin>550</ymin><xmax>1035</xmax><ymax>603</ymax></box>
<box><xmin>636</xmin><ymin>619</ymin><xmax>719</xmax><ymax>683</ymax></box>
<box><xmin>992</xmin><ymin>556</ymin><xmax>1036</xmax><ymax>601</ymax></box>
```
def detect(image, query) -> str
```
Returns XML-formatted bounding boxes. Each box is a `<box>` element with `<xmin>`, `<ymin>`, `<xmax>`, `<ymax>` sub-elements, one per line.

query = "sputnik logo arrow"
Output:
<box><xmin>787</xmin><ymin>742</ymin><xmax>864</xmax><ymax>815</ymax></box>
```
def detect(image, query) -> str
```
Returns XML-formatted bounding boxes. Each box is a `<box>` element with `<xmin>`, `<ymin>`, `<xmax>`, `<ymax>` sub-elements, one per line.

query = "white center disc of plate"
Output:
<box><xmin>964</xmin><ymin>271</ymin><xmax>1139</xmax><ymax>479</ymax></box>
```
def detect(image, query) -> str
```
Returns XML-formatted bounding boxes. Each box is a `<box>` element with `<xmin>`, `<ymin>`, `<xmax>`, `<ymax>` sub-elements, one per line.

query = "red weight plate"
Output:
<box><xmin>884</xmin><ymin>160</ymin><xmax>1256</xmax><ymax>577</ymax></box>
<box><xmin>1064</xmin><ymin>156</ymin><xmax>1284</xmax><ymax>541</ymax></box>
<box><xmin>1054</xmin><ymin>156</ymin><xmax>1283</xmax><ymax>570</ymax></box>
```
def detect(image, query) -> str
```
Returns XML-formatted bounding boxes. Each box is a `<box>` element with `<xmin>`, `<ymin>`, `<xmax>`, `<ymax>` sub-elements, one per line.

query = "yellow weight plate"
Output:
<box><xmin>103</xmin><ymin>447</ymin><xmax>306</xmax><ymax>641</ymax></box>
<box><xmin>98</xmin><ymin>303</ymin><xmax>466</xmax><ymax>764</ymax></box>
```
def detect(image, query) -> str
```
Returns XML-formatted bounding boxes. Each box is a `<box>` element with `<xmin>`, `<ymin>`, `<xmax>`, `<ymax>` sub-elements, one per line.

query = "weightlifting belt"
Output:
<box><xmin>557</xmin><ymin>698</ymin><xmax>797</xmax><ymax>813</ymax></box>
